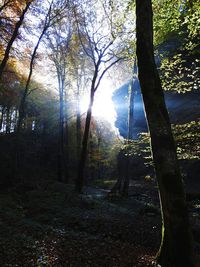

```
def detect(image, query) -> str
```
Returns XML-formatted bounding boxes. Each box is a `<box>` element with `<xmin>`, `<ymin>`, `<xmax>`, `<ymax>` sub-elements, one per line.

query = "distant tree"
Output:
<box><xmin>0</xmin><ymin>61</ymin><xmax>22</xmax><ymax>133</ymax></box>
<box><xmin>135</xmin><ymin>1</ymin><xmax>195</xmax><ymax>266</ymax></box>
<box><xmin>45</xmin><ymin>1</ymin><xmax>73</xmax><ymax>182</ymax></box>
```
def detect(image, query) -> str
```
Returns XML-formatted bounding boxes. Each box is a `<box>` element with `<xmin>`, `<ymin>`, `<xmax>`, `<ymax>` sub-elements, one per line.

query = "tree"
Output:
<box><xmin>73</xmin><ymin>0</ymin><xmax>122</xmax><ymax>193</ymax></box>
<box><xmin>135</xmin><ymin>1</ymin><xmax>195</xmax><ymax>266</ymax></box>
<box><xmin>17</xmin><ymin>1</ymin><xmax>53</xmax><ymax>134</ymax></box>
<box><xmin>15</xmin><ymin>1</ymin><xmax>54</xmax><ymax>181</ymax></box>
<box><xmin>45</xmin><ymin>1</ymin><xmax>73</xmax><ymax>182</ymax></box>
<box><xmin>67</xmin><ymin>37</ymin><xmax>91</xmax><ymax>166</ymax></box>
<box><xmin>0</xmin><ymin>0</ymin><xmax>31</xmax><ymax>79</ymax></box>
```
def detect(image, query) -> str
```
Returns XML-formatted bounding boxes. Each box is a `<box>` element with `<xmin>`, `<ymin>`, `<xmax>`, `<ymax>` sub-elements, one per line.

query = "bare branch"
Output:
<box><xmin>94</xmin><ymin>57</ymin><xmax>122</xmax><ymax>91</ymax></box>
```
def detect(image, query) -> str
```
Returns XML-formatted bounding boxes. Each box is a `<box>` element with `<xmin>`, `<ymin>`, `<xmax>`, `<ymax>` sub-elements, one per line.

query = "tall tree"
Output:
<box><xmin>17</xmin><ymin>1</ymin><xmax>53</xmax><ymax>134</ymax></box>
<box><xmin>15</xmin><ymin>1</ymin><xmax>53</xmax><ymax>180</ymax></box>
<box><xmin>73</xmin><ymin>0</ymin><xmax>122</xmax><ymax>193</ymax></box>
<box><xmin>68</xmin><ymin>46</ymin><xmax>90</xmax><ymax>165</ymax></box>
<box><xmin>46</xmin><ymin>1</ymin><xmax>72</xmax><ymax>183</ymax></box>
<box><xmin>135</xmin><ymin>1</ymin><xmax>195</xmax><ymax>266</ymax></box>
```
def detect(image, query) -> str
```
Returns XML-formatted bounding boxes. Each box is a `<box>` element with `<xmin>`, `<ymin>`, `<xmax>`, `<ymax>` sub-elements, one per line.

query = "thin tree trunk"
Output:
<box><xmin>15</xmin><ymin>5</ymin><xmax>51</xmax><ymax>181</ymax></box>
<box><xmin>122</xmin><ymin>80</ymin><xmax>134</xmax><ymax>197</ymax></box>
<box><xmin>0</xmin><ymin>106</ymin><xmax>5</xmax><ymax>131</ymax></box>
<box><xmin>110</xmin><ymin>149</ymin><xmax>124</xmax><ymax>195</ymax></box>
<box><xmin>75</xmin><ymin>91</ymin><xmax>94</xmax><ymax>193</ymax></box>
<box><xmin>58</xmin><ymin>80</ymin><xmax>69</xmax><ymax>183</ymax></box>
<box><xmin>97</xmin><ymin>136</ymin><xmax>101</xmax><ymax>180</ymax></box>
<box><xmin>5</xmin><ymin>107</ymin><xmax>10</xmax><ymax>133</ymax></box>
<box><xmin>15</xmin><ymin>30</ymin><xmax>45</xmax><ymax>179</ymax></box>
<box><xmin>0</xmin><ymin>2</ymin><xmax>31</xmax><ymax>79</ymax></box>
<box><xmin>64</xmin><ymin>93</ymin><xmax>69</xmax><ymax>183</ymax></box>
<box><xmin>76</xmin><ymin>91</ymin><xmax>81</xmax><ymax>160</ymax></box>
<box><xmin>122</xmin><ymin>150</ymin><xmax>130</xmax><ymax>197</ymax></box>
<box><xmin>58</xmin><ymin>88</ymin><xmax>65</xmax><ymax>182</ymax></box>
<box><xmin>136</xmin><ymin>1</ymin><xmax>195</xmax><ymax>266</ymax></box>
<box><xmin>13</xmin><ymin>108</ymin><xmax>18</xmax><ymax>132</ymax></box>
<box><xmin>17</xmin><ymin>24</ymin><xmax>49</xmax><ymax>133</ymax></box>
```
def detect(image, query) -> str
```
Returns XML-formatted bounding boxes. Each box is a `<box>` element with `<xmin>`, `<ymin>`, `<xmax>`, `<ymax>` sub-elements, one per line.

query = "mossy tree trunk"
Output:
<box><xmin>135</xmin><ymin>1</ymin><xmax>195</xmax><ymax>266</ymax></box>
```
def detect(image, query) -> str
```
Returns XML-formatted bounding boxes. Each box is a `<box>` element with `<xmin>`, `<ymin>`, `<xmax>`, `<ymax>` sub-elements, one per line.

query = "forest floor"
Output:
<box><xmin>0</xmin><ymin>179</ymin><xmax>199</xmax><ymax>267</ymax></box>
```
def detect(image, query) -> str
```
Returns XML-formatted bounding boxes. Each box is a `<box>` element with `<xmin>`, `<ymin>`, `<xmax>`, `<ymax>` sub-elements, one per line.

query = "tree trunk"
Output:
<box><xmin>135</xmin><ymin>1</ymin><xmax>195</xmax><ymax>266</ymax></box>
<box><xmin>128</xmin><ymin>79</ymin><xmax>134</xmax><ymax>140</ymax></box>
<box><xmin>64</xmin><ymin>98</ymin><xmax>69</xmax><ymax>183</ymax></box>
<box><xmin>76</xmin><ymin>92</ymin><xmax>81</xmax><ymax>160</ymax></box>
<box><xmin>122</xmin><ymin>150</ymin><xmax>130</xmax><ymax>197</ymax></box>
<box><xmin>58</xmin><ymin>90</ymin><xmax>64</xmax><ymax>182</ymax></box>
<box><xmin>57</xmin><ymin>84</ymin><xmax>68</xmax><ymax>183</ymax></box>
<box><xmin>17</xmin><ymin>21</ymin><xmax>49</xmax><ymax>134</ymax></box>
<box><xmin>122</xmin><ymin>80</ymin><xmax>134</xmax><ymax>196</ymax></box>
<box><xmin>75</xmin><ymin>91</ymin><xmax>94</xmax><ymax>193</ymax></box>
<box><xmin>111</xmin><ymin>149</ymin><xmax>125</xmax><ymax>195</ymax></box>
<box><xmin>0</xmin><ymin>2</ymin><xmax>31</xmax><ymax>79</ymax></box>
<box><xmin>0</xmin><ymin>106</ymin><xmax>5</xmax><ymax>132</ymax></box>
<box><xmin>15</xmin><ymin>7</ymin><xmax>51</xmax><ymax>181</ymax></box>
<box><xmin>5</xmin><ymin>107</ymin><xmax>11</xmax><ymax>134</ymax></box>
<box><xmin>97</xmin><ymin>136</ymin><xmax>101</xmax><ymax>180</ymax></box>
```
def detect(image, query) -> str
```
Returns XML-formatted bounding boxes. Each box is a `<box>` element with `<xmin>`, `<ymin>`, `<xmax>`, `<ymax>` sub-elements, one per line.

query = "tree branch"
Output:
<box><xmin>94</xmin><ymin>57</ymin><xmax>122</xmax><ymax>91</ymax></box>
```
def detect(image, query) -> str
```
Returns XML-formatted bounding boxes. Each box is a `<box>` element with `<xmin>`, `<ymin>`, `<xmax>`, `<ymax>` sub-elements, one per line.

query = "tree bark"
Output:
<box><xmin>0</xmin><ymin>1</ymin><xmax>31</xmax><ymax>79</ymax></box>
<box><xmin>135</xmin><ymin>1</ymin><xmax>195</xmax><ymax>266</ymax></box>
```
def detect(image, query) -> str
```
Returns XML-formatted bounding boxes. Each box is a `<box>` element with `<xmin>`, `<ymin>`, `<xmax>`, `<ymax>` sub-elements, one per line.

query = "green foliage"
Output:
<box><xmin>126</xmin><ymin>120</ymin><xmax>200</xmax><ymax>169</ymax></box>
<box><xmin>153</xmin><ymin>0</ymin><xmax>200</xmax><ymax>45</ymax></box>
<box><xmin>173</xmin><ymin>120</ymin><xmax>200</xmax><ymax>160</ymax></box>
<box><xmin>153</xmin><ymin>0</ymin><xmax>184</xmax><ymax>45</ymax></box>
<box><xmin>160</xmin><ymin>53</ymin><xmax>199</xmax><ymax>92</ymax></box>
<box><xmin>153</xmin><ymin>0</ymin><xmax>200</xmax><ymax>93</ymax></box>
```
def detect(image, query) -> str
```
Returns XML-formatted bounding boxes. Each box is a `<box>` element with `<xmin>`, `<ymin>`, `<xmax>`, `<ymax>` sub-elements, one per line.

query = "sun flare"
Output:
<box><xmin>80</xmin><ymin>79</ymin><xmax>116</xmax><ymax>127</ymax></box>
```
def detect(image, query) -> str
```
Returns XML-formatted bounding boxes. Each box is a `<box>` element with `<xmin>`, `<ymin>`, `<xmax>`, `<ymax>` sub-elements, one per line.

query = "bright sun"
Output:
<box><xmin>80</xmin><ymin>78</ymin><xmax>116</xmax><ymax>127</ymax></box>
